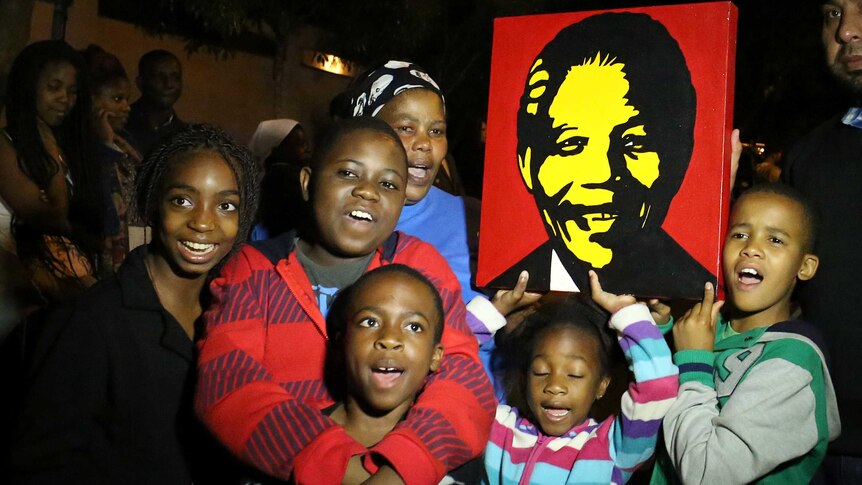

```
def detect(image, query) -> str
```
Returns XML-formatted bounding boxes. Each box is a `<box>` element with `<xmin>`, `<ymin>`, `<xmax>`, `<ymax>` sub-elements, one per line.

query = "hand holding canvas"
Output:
<box><xmin>672</xmin><ymin>282</ymin><xmax>724</xmax><ymax>352</ymax></box>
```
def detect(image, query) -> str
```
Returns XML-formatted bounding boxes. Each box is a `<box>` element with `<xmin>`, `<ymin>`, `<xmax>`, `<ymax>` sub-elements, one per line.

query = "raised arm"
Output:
<box><xmin>590</xmin><ymin>272</ymin><xmax>679</xmax><ymax>477</ymax></box>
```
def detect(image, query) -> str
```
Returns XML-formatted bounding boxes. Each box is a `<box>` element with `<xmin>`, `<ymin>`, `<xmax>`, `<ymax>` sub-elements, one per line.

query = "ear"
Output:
<box><xmin>797</xmin><ymin>253</ymin><xmax>819</xmax><ymax>281</ymax></box>
<box><xmin>596</xmin><ymin>375</ymin><xmax>611</xmax><ymax>400</ymax></box>
<box><xmin>429</xmin><ymin>344</ymin><xmax>444</xmax><ymax>373</ymax></box>
<box><xmin>518</xmin><ymin>147</ymin><xmax>534</xmax><ymax>192</ymax></box>
<box><xmin>299</xmin><ymin>166</ymin><xmax>312</xmax><ymax>202</ymax></box>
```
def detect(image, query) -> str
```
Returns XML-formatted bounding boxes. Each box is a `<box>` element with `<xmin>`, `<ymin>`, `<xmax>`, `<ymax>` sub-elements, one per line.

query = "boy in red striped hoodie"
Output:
<box><xmin>195</xmin><ymin>117</ymin><xmax>495</xmax><ymax>484</ymax></box>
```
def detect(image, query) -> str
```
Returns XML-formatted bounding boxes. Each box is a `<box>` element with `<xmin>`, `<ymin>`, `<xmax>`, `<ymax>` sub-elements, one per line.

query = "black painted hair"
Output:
<box><xmin>137</xmin><ymin>49</ymin><xmax>179</xmax><ymax>77</ymax></box>
<box><xmin>80</xmin><ymin>44</ymin><xmax>128</xmax><ymax>93</ymax></box>
<box><xmin>500</xmin><ymin>294</ymin><xmax>613</xmax><ymax>418</ymax></box>
<box><xmin>307</xmin><ymin>116</ymin><xmax>406</xmax><ymax>171</ymax></box>
<box><xmin>517</xmin><ymin>12</ymin><xmax>696</xmax><ymax>228</ymax></box>
<box><xmin>135</xmin><ymin>124</ymin><xmax>261</xmax><ymax>262</ymax></box>
<box><xmin>735</xmin><ymin>183</ymin><xmax>819</xmax><ymax>252</ymax></box>
<box><xmin>336</xmin><ymin>263</ymin><xmax>445</xmax><ymax>344</ymax></box>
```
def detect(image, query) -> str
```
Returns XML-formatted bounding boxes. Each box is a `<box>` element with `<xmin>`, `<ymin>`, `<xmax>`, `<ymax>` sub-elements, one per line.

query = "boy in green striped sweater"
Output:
<box><xmin>652</xmin><ymin>183</ymin><xmax>841</xmax><ymax>484</ymax></box>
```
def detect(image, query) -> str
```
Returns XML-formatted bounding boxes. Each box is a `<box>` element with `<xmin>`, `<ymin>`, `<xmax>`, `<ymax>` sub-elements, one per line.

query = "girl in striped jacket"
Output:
<box><xmin>483</xmin><ymin>271</ymin><xmax>678</xmax><ymax>485</ymax></box>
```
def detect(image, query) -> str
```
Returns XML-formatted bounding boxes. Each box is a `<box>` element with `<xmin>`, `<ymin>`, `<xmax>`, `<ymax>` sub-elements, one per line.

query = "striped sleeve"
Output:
<box><xmin>195</xmin><ymin>246</ymin><xmax>357</xmax><ymax>481</ymax></box>
<box><xmin>607</xmin><ymin>304</ymin><xmax>679</xmax><ymax>475</ymax></box>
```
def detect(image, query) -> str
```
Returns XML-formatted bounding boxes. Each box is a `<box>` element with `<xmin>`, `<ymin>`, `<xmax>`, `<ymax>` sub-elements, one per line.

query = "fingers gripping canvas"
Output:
<box><xmin>477</xmin><ymin>2</ymin><xmax>737</xmax><ymax>299</ymax></box>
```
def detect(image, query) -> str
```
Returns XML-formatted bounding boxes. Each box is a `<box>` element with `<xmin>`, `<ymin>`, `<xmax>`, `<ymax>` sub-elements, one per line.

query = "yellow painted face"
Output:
<box><xmin>524</xmin><ymin>54</ymin><xmax>661</xmax><ymax>268</ymax></box>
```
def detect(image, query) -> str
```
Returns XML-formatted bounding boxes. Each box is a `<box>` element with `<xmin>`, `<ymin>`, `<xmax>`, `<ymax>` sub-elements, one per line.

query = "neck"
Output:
<box><xmin>140</xmin><ymin>100</ymin><xmax>174</xmax><ymax>127</ymax></box>
<box><xmin>145</xmin><ymin>250</ymin><xmax>207</xmax><ymax>338</ymax></box>
<box><xmin>36</xmin><ymin>119</ymin><xmax>56</xmax><ymax>142</ymax></box>
<box><xmin>334</xmin><ymin>395</ymin><xmax>412</xmax><ymax>448</ymax></box>
<box><xmin>729</xmin><ymin>300</ymin><xmax>792</xmax><ymax>334</ymax></box>
<box><xmin>296</xmin><ymin>237</ymin><xmax>375</xmax><ymax>267</ymax></box>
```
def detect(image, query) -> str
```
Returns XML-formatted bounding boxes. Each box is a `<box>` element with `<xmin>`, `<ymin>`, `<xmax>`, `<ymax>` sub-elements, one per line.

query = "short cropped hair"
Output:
<box><xmin>138</xmin><ymin>49</ymin><xmax>179</xmax><ymax>77</ymax></box>
<box><xmin>308</xmin><ymin>116</ymin><xmax>406</xmax><ymax>171</ymax></box>
<box><xmin>336</xmin><ymin>264</ymin><xmax>445</xmax><ymax>344</ymax></box>
<box><xmin>736</xmin><ymin>183</ymin><xmax>819</xmax><ymax>252</ymax></box>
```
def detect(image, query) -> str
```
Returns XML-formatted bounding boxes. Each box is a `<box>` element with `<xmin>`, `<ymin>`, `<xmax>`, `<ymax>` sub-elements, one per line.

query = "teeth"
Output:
<box><xmin>544</xmin><ymin>408</ymin><xmax>570</xmax><ymax>417</ymax></box>
<box><xmin>740</xmin><ymin>268</ymin><xmax>760</xmax><ymax>276</ymax></box>
<box><xmin>350</xmin><ymin>210</ymin><xmax>373</xmax><ymax>221</ymax></box>
<box><xmin>182</xmin><ymin>241</ymin><xmax>215</xmax><ymax>253</ymax></box>
<box><xmin>375</xmin><ymin>367</ymin><xmax>401</xmax><ymax>373</ymax></box>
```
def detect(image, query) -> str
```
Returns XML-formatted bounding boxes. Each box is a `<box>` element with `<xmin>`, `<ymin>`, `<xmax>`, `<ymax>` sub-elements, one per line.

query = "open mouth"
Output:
<box><xmin>349</xmin><ymin>210</ymin><xmax>373</xmax><ymax>222</ymax></box>
<box><xmin>541</xmin><ymin>406</ymin><xmax>571</xmax><ymax>421</ymax></box>
<box><xmin>407</xmin><ymin>162</ymin><xmax>432</xmax><ymax>184</ymax></box>
<box><xmin>737</xmin><ymin>267</ymin><xmax>763</xmax><ymax>286</ymax></box>
<box><xmin>371</xmin><ymin>366</ymin><xmax>404</xmax><ymax>388</ymax></box>
<box><xmin>181</xmin><ymin>240</ymin><xmax>216</xmax><ymax>254</ymax></box>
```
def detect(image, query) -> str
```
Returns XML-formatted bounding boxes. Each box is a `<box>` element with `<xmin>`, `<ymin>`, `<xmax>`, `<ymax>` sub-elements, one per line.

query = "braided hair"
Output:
<box><xmin>135</xmin><ymin>123</ymin><xmax>261</xmax><ymax>266</ymax></box>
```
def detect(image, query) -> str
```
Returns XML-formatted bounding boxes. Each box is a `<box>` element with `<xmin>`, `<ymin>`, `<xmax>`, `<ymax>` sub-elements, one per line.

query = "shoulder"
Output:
<box><xmin>389</xmin><ymin>231</ymin><xmax>453</xmax><ymax>276</ymax></box>
<box><xmin>783</xmin><ymin>115</ymin><xmax>846</xmax><ymax>176</ymax></box>
<box><xmin>217</xmin><ymin>232</ymin><xmax>295</xmax><ymax>282</ymax></box>
<box><xmin>760</xmin><ymin>320</ymin><xmax>830</xmax><ymax>370</ymax></box>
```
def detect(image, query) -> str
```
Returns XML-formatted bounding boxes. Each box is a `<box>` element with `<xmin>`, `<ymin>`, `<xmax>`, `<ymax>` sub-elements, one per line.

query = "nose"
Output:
<box><xmin>741</xmin><ymin>238</ymin><xmax>763</xmax><ymax>258</ymax></box>
<box><xmin>581</xmin><ymin>146</ymin><xmax>617</xmax><ymax>189</ymax></box>
<box><xmin>374</xmin><ymin>328</ymin><xmax>403</xmax><ymax>351</ymax></box>
<box><xmin>188</xmin><ymin>206</ymin><xmax>215</xmax><ymax>232</ymax></box>
<box><xmin>411</xmin><ymin>130</ymin><xmax>431</xmax><ymax>153</ymax></box>
<box><xmin>543</xmin><ymin>374</ymin><xmax>567</xmax><ymax>395</ymax></box>
<box><xmin>352</xmin><ymin>179</ymin><xmax>380</xmax><ymax>201</ymax></box>
<box><xmin>838</xmin><ymin>10</ymin><xmax>862</xmax><ymax>43</ymax></box>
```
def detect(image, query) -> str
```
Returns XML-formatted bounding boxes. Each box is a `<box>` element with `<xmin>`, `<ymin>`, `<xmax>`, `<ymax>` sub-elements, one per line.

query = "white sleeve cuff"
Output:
<box><xmin>467</xmin><ymin>296</ymin><xmax>507</xmax><ymax>335</ymax></box>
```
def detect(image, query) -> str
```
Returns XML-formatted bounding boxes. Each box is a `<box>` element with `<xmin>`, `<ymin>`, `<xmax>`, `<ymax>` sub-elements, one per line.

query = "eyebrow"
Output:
<box><xmin>165</xmin><ymin>184</ymin><xmax>239</xmax><ymax>197</ymax></box>
<box><xmin>355</xmin><ymin>305</ymin><xmax>430</xmax><ymax>321</ymax></box>
<box><xmin>532</xmin><ymin>353</ymin><xmax>588</xmax><ymax>363</ymax></box>
<box><xmin>337</xmin><ymin>159</ymin><xmax>406</xmax><ymax>179</ymax></box>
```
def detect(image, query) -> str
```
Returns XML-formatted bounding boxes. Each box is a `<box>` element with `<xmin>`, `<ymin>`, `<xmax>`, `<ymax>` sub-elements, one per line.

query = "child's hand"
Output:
<box><xmin>672</xmin><ymin>282</ymin><xmax>724</xmax><ymax>352</ymax></box>
<box><xmin>730</xmin><ymin>128</ymin><xmax>742</xmax><ymax>189</ymax></box>
<box><xmin>589</xmin><ymin>270</ymin><xmax>637</xmax><ymax>314</ymax></box>
<box><xmin>644</xmin><ymin>298</ymin><xmax>671</xmax><ymax>325</ymax></box>
<box><xmin>491</xmin><ymin>270</ymin><xmax>543</xmax><ymax>317</ymax></box>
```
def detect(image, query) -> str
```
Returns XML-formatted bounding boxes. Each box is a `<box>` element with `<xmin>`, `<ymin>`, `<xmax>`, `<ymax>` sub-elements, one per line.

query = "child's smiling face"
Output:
<box><xmin>343</xmin><ymin>271</ymin><xmax>443</xmax><ymax>416</ymax></box>
<box><xmin>722</xmin><ymin>192</ymin><xmax>818</xmax><ymax>326</ymax></box>
<box><xmin>157</xmin><ymin>151</ymin><xmax>239</xmax><ymax>277</ymax></box>
<box><xmin>527</xmin><ymin>325</ymin><xmax>610</xmax><ymax>436</ymax></box>
<box><xmin>300</xmin><ymin>129</ymin><xmax>407</xmax><ymax>264</ymax></box>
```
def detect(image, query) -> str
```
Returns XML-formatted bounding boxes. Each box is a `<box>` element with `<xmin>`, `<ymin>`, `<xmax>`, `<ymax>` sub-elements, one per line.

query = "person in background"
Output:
<box><xmin>126</xmin><ymin>49</ymin><xmax>186</xmax><ymax>156</ymax></box>
<box><xmin>780</xmin><ymin>4</ymin><xmax>862</xmax><ymax>482</ymax></box>
<box><xmin>0</xmin><ymin>40</ymin><xmax>103</xmax><ymax>310</ymax></box>
<box><xmin>80</xmin><ymin>44</ymin><xmax>143</xmax><ymax>272</ymax></box>
<box><xmin>248</xmin><ymin>119</ymin><xmax>312</xmax><ymax>240</ymax></box>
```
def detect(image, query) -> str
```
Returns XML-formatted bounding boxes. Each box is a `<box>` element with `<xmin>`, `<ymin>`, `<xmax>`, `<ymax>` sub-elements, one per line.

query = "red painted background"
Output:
<box><xmin>476</xmin><ymin>1</ymin><xmax>737</xmax><ymax>298</ymax></box>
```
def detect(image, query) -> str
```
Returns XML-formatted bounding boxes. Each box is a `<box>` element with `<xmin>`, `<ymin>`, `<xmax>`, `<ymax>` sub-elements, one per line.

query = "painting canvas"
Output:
<box><xmin>476</xmin><ymin>2</ymin><xmax>737</xmax><ymax>299</ymax></box>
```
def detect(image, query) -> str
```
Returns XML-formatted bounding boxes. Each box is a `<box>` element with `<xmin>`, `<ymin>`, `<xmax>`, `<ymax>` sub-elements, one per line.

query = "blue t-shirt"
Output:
<box><xmin>396</xmin><ymin>186</ymin><xmax>482</xmax><ymax>304</ymax></box>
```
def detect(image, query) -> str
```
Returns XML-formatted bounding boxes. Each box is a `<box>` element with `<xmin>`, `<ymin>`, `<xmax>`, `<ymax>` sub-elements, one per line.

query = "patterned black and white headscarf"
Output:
<box><xmin>349</xmin><ymin>60</ymin><xmax>445</xmax><ymax>118</ymax></box>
